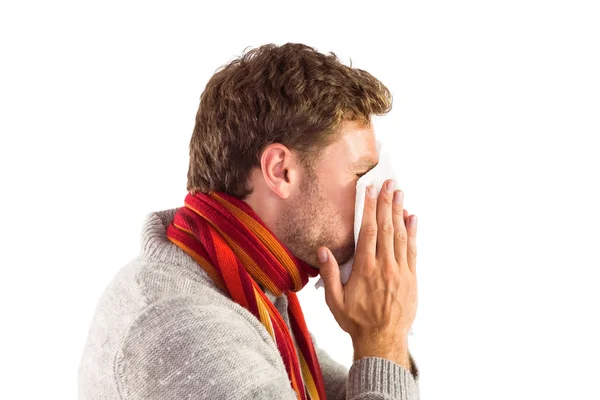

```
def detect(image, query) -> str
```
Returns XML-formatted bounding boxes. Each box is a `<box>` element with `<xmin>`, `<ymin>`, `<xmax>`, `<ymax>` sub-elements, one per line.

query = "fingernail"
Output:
<box><xmin>393</xmin><ymin>190</ymin><xmax>403</xmax><ymax>204</ymax></box>
<box><xmin>411</xmin><ymin>215</ymin><xmax>417</xmax><ymax>227</ymax></box>
<box><xmin>318</xmin><ymin>248</ymin><xmax>328</xmax><ymax>263</ymax></box>
<box><xmin>367</xmin><ymin>185</ymin><xmax>377</xmax><ymax>198</ymax></box>
<box><xmin>386</xmin><ymin>180</ymin><xmax>395</xmax><ymax>192</ymax></box>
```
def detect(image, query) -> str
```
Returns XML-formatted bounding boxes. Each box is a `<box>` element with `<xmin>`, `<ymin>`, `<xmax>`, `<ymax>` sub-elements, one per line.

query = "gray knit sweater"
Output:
<box><xmin>78</xmin><ymin>208</ymin><xmax>420</xmax><ymax>399</ymax></box>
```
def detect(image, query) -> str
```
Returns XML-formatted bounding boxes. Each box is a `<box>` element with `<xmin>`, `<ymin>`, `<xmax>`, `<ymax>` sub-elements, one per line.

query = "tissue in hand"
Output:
<box><xmin>313</xmin><ymin>140</ymin><xmax>413</xmax><ymax>335</ymax></box>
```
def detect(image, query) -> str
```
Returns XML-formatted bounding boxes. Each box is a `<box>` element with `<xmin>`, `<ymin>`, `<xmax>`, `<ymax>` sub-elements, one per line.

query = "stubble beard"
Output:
<box><xmin>275</xmin><ymin>168</ymin><xmax>354</xmax><ymax>268</ymax></box>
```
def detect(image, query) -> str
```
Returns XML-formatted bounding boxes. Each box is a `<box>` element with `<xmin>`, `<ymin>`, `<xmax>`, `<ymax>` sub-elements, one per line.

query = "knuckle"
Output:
<box><xmin>381</xmin><ymin>222</ymin><xmax>394</xmax><ymax>234</ymax></box>
<box><xmin>359</xmin><ymin>261</ymin><xmax>377</xmax><ymax>277</ymax></box>
<box><xmin>383</xmin><ymin>263</ymin><xmax>400</xmax><ymax>280</ymax></box>
<box><xmin>408</xmin><ymin>246</ymin><xmax>417</xmax><ymax>257</ymax></box>
<box><xmin>355</xmin><ymin>253</ymin><xmax>377</xmax><ymax>269</ymax></box>
<box><xmin>362</xmin><ymin>225</ymin><xmax>378</xmax><ymax>237</ymax></box>
<box><xmin>395</xmin><ymin>231</ymin><xmax>408</xmax><ymax>243</ymax></box>
<box><xmin>319</xmin><ymin>269</ymin><xmax>335</xmax><ymax>280</ymax></box>
<box><xmin>365</xmin><ymin>199</ymin><xmax>377</xmax><ymax>212</ymax></box>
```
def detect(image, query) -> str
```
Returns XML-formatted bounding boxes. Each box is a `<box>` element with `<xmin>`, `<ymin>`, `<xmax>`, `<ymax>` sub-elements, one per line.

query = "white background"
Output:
<box><xmin>1</xmin><ymin>1</ymin><xmax>599</xmax><ymax>399</ymax></box>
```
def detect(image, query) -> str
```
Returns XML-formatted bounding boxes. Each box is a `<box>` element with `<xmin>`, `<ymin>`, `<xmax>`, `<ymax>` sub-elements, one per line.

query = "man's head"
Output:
<box><xmin>188</xmin><ymin>43</ymin><xmax>391</xmax><ymax>267</ymax></box>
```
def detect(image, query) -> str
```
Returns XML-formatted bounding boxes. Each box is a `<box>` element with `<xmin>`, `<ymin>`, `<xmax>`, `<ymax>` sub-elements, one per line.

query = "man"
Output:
<box><xmin>79</xmin><ymin>43</ymin><xmax>420</xmax><ymax>399</ymax></box>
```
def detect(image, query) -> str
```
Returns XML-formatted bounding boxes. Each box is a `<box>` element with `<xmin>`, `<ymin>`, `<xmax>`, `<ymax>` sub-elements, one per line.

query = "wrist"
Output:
<box><xmin>352</xmin><ymin>336</ymin><xmax>409</xmax><ymax>369</ymax></box>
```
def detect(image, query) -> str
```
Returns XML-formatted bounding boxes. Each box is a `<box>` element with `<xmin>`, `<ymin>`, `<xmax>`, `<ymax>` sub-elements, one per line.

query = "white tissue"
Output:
<box><xmin>314</xmin><ymin>140</ymin><xmax>414</xmax><ymax>335</ymax></box>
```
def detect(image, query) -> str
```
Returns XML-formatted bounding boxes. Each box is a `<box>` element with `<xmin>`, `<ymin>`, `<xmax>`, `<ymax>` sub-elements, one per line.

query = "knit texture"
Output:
<box><xmin>78</xmin><ymin>208</ymin><xmax>420</xmax><ymax>399</ymax></box>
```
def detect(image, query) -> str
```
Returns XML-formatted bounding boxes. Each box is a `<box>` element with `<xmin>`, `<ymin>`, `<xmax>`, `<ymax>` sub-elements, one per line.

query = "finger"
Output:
<box><xmin>376</xmin><ymin>179</ymin><xmax>396</xmax><ymax>259</ymax></box>
<box><xmin>407</xmin><ymin>215</ymin><xmax>418</xmax><ymax>274</ymax></box>
<box><xmin>392</xmin><ymin>189</ymin><xmax>408</xmax><ymax>265</ymax></box>
<box><xmin>355</xmin><ymin>185</ymin><xmax>378</xmax><ymax>261</ymax></box>
<box><xmin>317</xmin><ymin>247</ymin><xmax>345</xmax><ymax>322</ymax></box>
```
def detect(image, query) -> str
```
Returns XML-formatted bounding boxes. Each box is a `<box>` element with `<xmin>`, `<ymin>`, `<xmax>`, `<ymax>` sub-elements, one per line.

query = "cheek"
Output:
<box><xmin>319</xmin><ymin>170</ymin><xmax>357</xmax><ymax>222</ymax></box>
<box><xmin>336</xmin><ymin>184</ymin><xmax>358</xmax><ymax>224</ymax></box>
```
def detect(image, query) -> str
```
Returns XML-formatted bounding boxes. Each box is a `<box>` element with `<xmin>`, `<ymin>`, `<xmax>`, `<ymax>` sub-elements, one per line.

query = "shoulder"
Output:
<box><xmin>114</xmin><ymin>295</ymin><xmax>297</xmax><ymax>400</ymax></box>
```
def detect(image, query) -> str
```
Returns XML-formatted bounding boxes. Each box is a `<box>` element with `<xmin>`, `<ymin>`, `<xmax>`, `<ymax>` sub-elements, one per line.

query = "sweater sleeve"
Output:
<box><xmin>309</xmin><ymin>332</ymin><xmax>421</xmax><ymax>400</ymax></box>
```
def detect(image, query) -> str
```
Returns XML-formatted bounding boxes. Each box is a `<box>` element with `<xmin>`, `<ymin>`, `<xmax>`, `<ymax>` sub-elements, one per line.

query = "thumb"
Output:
<box><xmin>317</xmin><ymin>247</ymin><xmax>344</xmax><ymax>316</ymax></box>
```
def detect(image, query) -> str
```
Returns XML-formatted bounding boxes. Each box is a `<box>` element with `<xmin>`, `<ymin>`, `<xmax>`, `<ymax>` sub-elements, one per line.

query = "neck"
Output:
<box><xmin>243</xmin><ymin>189</ymin><xmax>283</xmax><ymax>241</ymax></box>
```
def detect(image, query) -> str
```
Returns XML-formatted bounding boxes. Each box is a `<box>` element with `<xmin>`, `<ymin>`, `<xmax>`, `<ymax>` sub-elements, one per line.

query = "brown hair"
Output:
<box><xmin>187</xmin><ymin>42</ymin><xmax>392</xmax><ymax>199</ymax></box>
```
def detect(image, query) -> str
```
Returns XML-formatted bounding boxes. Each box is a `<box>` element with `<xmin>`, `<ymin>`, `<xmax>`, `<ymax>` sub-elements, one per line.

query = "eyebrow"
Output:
<box><xmin>355</xmin><ymin>159</ymin><xmax>379</xmax><ymax>173</ymax></box>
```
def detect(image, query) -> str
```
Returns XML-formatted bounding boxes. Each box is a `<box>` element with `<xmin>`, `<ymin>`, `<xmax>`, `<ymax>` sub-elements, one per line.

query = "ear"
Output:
<box><xmin>259</xmin><ymin>143</ymin><xmax>300</xmax><ymax>200</ymax></box>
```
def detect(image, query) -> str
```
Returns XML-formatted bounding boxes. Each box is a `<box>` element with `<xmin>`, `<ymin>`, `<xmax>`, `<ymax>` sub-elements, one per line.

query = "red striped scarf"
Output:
<box><xmin>166</xmin><ymin>191</ymin><xmax>327</xmax><ymax>400</ymax></box>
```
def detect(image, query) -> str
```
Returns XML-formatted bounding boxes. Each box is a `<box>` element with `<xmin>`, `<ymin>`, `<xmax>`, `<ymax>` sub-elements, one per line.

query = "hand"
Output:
<box><xmin>317</xmin><ymin>180</ymin><xmax>418</xmax><ymax>367</ymax></box>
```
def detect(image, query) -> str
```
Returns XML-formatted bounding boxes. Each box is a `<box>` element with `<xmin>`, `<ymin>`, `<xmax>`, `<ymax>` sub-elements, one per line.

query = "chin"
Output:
<box><xmin>331</xmin><ymin>243</ymin><xmax>355</xmax><ymax>266</ymax></box>
<box><xmin>303</xmin><ymin>254</ymin><xmax>319</xmax><ymax>268</ymax></box>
